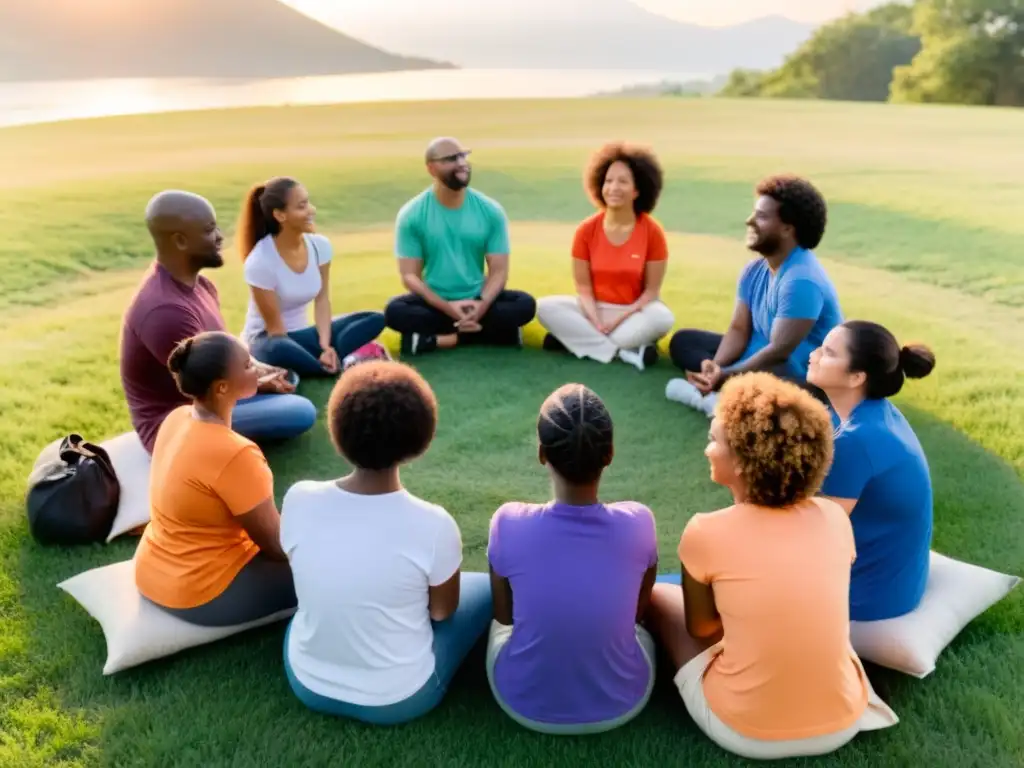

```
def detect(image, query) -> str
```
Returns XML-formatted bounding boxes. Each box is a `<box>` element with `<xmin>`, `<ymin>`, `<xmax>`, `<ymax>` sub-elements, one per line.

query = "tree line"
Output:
<box><xmin>719</xmin><ymin>0</ymin><xmax>1024</xmax><ymax>107</ymax></box>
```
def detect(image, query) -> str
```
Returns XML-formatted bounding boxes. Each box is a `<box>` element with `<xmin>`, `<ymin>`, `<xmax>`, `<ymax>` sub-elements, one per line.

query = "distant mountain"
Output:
<box><xmin>0</xmin><ymin>0</ymin><xmax>452</xmax><ymax>82</ymax></box>
<box><xmin>319</xmin><ymin>0</ymin><xmax>814</xmax><ymax>74</ymax></box>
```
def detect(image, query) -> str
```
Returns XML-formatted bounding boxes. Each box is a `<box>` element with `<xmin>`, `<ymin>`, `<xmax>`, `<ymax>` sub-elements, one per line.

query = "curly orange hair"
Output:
<box><xmin>715</xmin><ymin>373</ymin><xmax>834</xmax><ymax>507</ymax></box>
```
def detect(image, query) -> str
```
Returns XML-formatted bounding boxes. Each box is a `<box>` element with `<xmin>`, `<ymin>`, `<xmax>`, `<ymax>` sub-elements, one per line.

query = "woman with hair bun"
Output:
<box><xmin>486</xmin><ymin>383</ymin><xmax>659</xmax><ymax>734</ymax></box>
<box><xmin>135</xmin><ymin>331</ymin><xmax>296</xmax><ymax>627</ymax></box>
<box><xmin>238</xmin><ymin>177</ymin><xmax>386</xmax><ymax>376</ymax></box>
<box><xmin>808</xmin><ymin>320</ymin><xmax>936</xmax><ymax>621</ymax></box>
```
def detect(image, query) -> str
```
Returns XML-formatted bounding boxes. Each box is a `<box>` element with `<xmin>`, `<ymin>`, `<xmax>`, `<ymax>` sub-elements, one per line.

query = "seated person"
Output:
<box><xmin>808</xmin><ymin>320</ymin><xmax>936</xmax><ymax>621</ymax></box>
<box><xmin>238</xmin><ymin>176</ymin><xmax>386</xmax><ymax>376</ymax></box>
<box><xmin>281</xmin><ymin>360</ymin><xmax>492</xmax><ymax>726</ymax></box>
<box><xmin>536</xmin><ymin>143</ymin><xmax>675</xmax><ymax>372</ymax></box>
<box><xmin>120</xmin><ymin>190</ymin><xmax>316</xmax><ymax>454</ymax></box>
<box><xmin>383</xmin><ymin>137</ymin><xmax>536</xmax><ymax>356</ymax></box>
<box><xmin>135</xmin><ymin>331</ymin><xmax>296</xmax><ymax>626</ymax></box>
<box><xmin>666</xmin><ymin>175</ymin><xmax>841</xmax><ymax>414</ymax></box>
<box><xmin>487</xmin><ymin>383</ymin><xmax>659</xmax><ymax>735</ymax></box>
<box><xmin>646</xmin><ymin>373</ymin><xmax>897</xmax><ymax>760</ymax></box>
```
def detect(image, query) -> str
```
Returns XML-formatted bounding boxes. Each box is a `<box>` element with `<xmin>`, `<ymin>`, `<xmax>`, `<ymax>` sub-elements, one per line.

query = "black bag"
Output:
<box><xmin>26</xmin><ymin>434</ymin><xmax>120</xmax><ymax>545</ymax></box>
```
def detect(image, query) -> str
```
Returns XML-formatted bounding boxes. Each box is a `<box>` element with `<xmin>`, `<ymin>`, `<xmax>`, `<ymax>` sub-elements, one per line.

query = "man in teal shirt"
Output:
<box><xmin>384</xmin><ymin>137</ymin><xmax>536</xmax><ymax>355</ymax></box>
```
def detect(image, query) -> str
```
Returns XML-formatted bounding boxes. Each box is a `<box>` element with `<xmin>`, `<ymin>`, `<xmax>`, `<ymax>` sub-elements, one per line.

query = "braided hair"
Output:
<box><xmin>538</xmin><ymin>383</ymin><xmax>613</xmax><ymax>484</ymax></box>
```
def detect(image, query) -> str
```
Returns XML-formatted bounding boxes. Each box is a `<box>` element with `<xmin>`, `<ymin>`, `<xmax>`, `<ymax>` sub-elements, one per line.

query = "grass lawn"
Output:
<box><xmin>0</xmin><ymin>98</ymin><xmax>1021</xmax><ymax>767</ymax></box>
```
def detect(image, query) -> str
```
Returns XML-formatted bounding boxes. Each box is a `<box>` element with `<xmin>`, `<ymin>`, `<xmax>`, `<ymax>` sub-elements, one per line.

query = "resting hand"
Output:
<box><xmin>319</xmin><ymin>347</ymin><xmax>340</xmax><ymax>374</ymax></box>
<box><xmin>257</xmin><ymin>371</ymin><xmax>295</xmax><ymax>395</ymax></box>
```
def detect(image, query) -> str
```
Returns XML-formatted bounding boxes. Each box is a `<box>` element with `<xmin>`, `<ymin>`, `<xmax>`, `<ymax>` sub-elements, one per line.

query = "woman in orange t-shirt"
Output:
<box><xmin>134</xmin><ymin>331</ymin><xmax>296</xmax><ymax>627</ymax></box>
<box><xmin>536</xmin><ymin>143</ymin><xmax>675</xmax><ymax>372</ymax></box>
<box><xmin>644</xmin><ymin>373</ymin><xmax>898</xmax><ymax>760</ymax></box>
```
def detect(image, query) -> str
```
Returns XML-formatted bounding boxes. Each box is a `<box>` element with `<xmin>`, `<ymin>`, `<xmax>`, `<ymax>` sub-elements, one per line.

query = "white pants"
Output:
<box><xmin>674</xmin><ymin>643</ymin><xmax>899</xmax><ymax>760</ymax></box>
<box><xmin>536</xmin><ymin>295</ymin><xmax>675</xmax><ymax>364</ymax></box>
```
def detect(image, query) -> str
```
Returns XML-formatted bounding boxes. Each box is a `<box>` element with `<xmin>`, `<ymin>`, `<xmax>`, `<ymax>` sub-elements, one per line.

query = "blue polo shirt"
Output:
<box><xmin>822</xmin><ymin>398</ymin><xmax>933</xmax><ymax>621</ymax></box>
<box><xmin>736</xmin><ymin>247</ymin><xmax>843</xmax><ymax>379</ymax></box>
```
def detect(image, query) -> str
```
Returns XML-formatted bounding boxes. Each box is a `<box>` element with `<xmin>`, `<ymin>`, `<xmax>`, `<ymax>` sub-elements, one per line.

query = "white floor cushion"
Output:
<box><xmin>850</xmin><ymin>551</ymin><xmax>1020</xmax><ymax>678</ymax></box>
<box><xmin>58</xmin><ymin>559</ymin><xmax>295</xmax><ymax>675</ymax></box>
<box><xmin>101</xmin><ymin>431</ymin><xmax>152</xmax><ymax>542</ymax></box>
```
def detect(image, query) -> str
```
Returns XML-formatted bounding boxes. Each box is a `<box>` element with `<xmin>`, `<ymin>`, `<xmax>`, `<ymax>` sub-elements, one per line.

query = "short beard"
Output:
<box><xmin>749</xmin><ymin>232</ymin><xmax>781</xmax><ymax>256</ymax></box>
<box><xmin>441</xmin><ymin>168</ymin><xmax>470</xmax><ymax>191</ymax></box>
<box><xmin>193</xmin><ymin>250</ymin><xmax>224</xmax><ymax>270</ymax></box>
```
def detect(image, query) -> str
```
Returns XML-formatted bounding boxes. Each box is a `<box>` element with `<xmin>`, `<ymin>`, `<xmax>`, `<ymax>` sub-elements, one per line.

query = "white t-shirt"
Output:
<box><xmin>280</xmin><ymin>480</ymin><xmax>463</xmax><ymax>706</ymax></box>
<box><xmin>240</xmin><ymin>233</ymin><xmax>333</xmax><ymax>343</ymax></box>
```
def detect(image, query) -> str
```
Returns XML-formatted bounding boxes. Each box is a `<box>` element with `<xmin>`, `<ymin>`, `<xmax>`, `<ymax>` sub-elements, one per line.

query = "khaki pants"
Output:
<box><xmin>674</xmin><ymin>643</ymin><xmax>899</xmax><ymax>760</ymax></box>
<box><xmin>536</xmin><ymin>295</ymin><xmax>675</xmax><ymax>363</ymax></box>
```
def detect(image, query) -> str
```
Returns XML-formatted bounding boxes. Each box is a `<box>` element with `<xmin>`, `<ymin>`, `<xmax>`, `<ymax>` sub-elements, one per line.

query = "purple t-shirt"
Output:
<box><xmin>488</xmin><ymin>500</ymin><xmax>658</xmax><ymax>724</ymax></box>
<box><xmin>119</xmin><ymin>262</ymin><xmax>226</xmax><ymax>453</ymax></box>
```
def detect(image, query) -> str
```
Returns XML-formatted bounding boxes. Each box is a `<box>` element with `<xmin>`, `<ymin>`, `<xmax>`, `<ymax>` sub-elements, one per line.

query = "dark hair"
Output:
<box><xmin>166</xmin><ymin>331</ymin><xmax>240</xmax><ymax>399</ymax></box>
<box><xmin>327</xmin><ymin>361</ymin><xmax>438</xmax><ymax>470</ymax></box>
<box><xmin>755</xmin><ymin>175</ymin><xmax>828</xmax><ymax>250</ymax></box>
<box><xmin>538</xmin><ymin>383</ymin><xmax>613</xmax><ymax>485</ymax></box>
<box><xmin>716</xmin><ymin>373</ymin><xmax>834</xmax><ymax>508</ymax></box>
<box><xmin>842</xmin><ymin>320</ymin><xmax>935</xmax><ymax>400</ymax></box>
<box><xmin>237</xmin><ymin>176</ymin><xmax>299</xmax><ymax>261</ymax></box>
<box><xmin>584</xmin><ymin>142</ymin><xmax>664</xmax><ymax>215</ymax></box>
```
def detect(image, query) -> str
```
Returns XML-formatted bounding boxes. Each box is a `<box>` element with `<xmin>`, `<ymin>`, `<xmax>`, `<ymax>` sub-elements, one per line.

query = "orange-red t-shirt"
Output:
<box><xmin>135</xmin><ymin>406</ymin><xmax>275</xmax><ymax>609</ymax></box>
<box><xmin>572</xmin><ymin>211</ymin><xmax>668</xmax><ymax>306</ymax></box>
<box><xmin>679</xmin><ymin>498</ymin><xmax>869</xmax><ymax>741</ymax></box>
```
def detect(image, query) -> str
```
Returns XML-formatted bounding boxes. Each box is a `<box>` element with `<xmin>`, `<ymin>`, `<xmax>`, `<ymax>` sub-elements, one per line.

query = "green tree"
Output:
<box><xmin>891</xmin><ymin>0</ymin><xmax>1024</xmax><ymax>106</ymax></box>
<box><xmin>719</xmin><ymin>4</ymin><xmax>920</xmax><ymax>102</ymax></box>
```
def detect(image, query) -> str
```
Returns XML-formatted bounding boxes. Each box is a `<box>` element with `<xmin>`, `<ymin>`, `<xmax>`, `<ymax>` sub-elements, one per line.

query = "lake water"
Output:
<box><xmin>0</xmin><ymin>68</ymin><xmax>707</xmax><ymax>128</ymax></box>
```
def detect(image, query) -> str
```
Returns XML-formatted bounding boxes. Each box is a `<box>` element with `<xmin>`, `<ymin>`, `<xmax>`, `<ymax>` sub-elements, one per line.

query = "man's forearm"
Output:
<box><xmin>405</xmin><ymin>275</ymin><xmax>459</xmax><ymax>319</ymax></box>
<box><xmin>478</xmin><ymin>267</ymin><xmax>507</xmax><ymax>310</ymax></box>
<box><xmin>713</xmin><ymin>329</ymin><xmax>749</xmax><ymax>367</ymax></box>
<box><xmin>722</xmin><ymin>343</ymin><xmax>792</xmax><ymax>377</ymax></box>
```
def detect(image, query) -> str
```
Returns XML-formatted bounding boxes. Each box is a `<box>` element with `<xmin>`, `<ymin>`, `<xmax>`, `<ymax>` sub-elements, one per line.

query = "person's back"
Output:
<box><xmin>681</xmin><ymin>497</ymin><xmax>865</xmax><ymax>739</ymax></box>
<box><xmin>282</xmin><ymin>480</ymin><xmax>461</xmax><ymax>704</ymax></box>
<box><xmin>489</xmin><ymin>499</ymin><xmax>656</xmax><ymax>723</ymax></box>
<box><xmin>120</xmin><ymin>264</ymin><xmax>225</xmax><ymax>451</ymax></box>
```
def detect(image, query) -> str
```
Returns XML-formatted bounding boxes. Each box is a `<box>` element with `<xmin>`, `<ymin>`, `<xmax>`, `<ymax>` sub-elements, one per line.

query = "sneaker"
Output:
<box><xmin>342</xmin><ymin>341</ymin><xmax>392</xmax><ymax>370</ymax></box>
<box><xmin>400</xmin><ymin>333</ymin><xmax>437</xmax><ymax>356</ymax></box>
<box><xmin>700</xmin><ymin>392</ymin><xmax>719</xmax><ymax>418</ymax></box>
<box><xmin>665</xmin><ymin>378</ymin><xmax>706</xmax><ymax>409</ymax></box>
<box><xmin>542</xmin><ymin>333</ymin><xmax>567</xmax><ymax>353</ymax></box>
<box><xmin>642</xmin><ymin>345</ymin><xmax>659</xmax><ymax>367</ymax></box>
<box><xmin>617</xmin><ymin>347</ymin><xmax>648</xmax><ymax>371</ymax></box>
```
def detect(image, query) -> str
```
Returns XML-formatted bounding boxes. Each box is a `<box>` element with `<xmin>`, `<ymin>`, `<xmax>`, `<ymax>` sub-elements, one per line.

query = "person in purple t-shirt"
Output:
<box><xmin>120</xmin><ymin>190</ymin><xmax>317</xmax><ymax>453</ymax></box>
<box><xmin>486</xmin><ymin>383</ymin><xmax>659</xmax><ymax>735</ymax></box>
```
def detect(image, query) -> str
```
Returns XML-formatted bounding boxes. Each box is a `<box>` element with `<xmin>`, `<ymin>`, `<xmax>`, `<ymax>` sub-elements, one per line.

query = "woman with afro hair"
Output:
<box><xmin>536</xmin><ymin>142</ymin><xmax>675</xmax><ymax>372</ymax></box>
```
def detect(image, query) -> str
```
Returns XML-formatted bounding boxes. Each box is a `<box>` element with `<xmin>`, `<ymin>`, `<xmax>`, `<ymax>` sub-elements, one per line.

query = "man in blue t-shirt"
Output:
<box><xmin>383</xmin><ymin>137</ymin><xmax>536</xmax><ymax>356</ymax></box>
<box><xmin>667</xmin><ymin>175</ymin><xmax>842</xmax><ymax>405</ymax></box>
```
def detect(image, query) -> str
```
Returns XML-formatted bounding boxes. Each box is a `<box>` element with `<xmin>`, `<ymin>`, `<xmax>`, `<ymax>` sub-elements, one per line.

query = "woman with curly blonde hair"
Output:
<box><xmin>646</xmin><ymin>372</ymin><xmax>898</xmax><ymax>760</ymax></box>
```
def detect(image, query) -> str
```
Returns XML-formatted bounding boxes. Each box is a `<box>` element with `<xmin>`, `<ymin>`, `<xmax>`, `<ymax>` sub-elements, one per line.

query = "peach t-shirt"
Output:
<box><xmin>135</xmin><ymin>406</ymin><xmax>275</xmax><ymax>609</ymax></box>
<box><xmin>679</xmin><ymin>498</ymin><xmax>869</xmax><ymax>741</ymax></box>
<box><xmin>572</xmin><ymin>212</ymin><xmax>668</xmax><ymax>306</ymax></box>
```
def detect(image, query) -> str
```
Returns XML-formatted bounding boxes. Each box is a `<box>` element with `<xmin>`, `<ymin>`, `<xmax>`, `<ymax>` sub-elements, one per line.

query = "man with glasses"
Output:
<box><xmin>384</xmin><ymin>137</ymin><xmax>536</xmax><ymax>356</ymax></box>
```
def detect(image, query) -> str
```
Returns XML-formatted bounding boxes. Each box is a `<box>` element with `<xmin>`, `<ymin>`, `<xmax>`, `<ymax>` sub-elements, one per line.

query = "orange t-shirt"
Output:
<box><xmin>135</xmin><ymin>406</ymin><xmax>275</xmax><ymax>609</ymax></box>
<box><xmin>679</xmin><ymin>498</ymin><xmax>869</xmax><ymax>741</ymax></box>
<box><xmin>572</xmin><ymin>211</ymin><xmax>668</xmax><ymax>306</ymax></box>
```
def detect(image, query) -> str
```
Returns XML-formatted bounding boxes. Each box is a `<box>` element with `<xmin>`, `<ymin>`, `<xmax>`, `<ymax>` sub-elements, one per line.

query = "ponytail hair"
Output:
<box><xmin>237</xmin><ymin>176</ymin><xmax>299</xmax><ymax>261</ymax></box>
<box><xmin>166</xmin><ymin>331</ymin><xmax>240</xmax><ymax>400</ymax></box>
<box><xmin>842</xmin><ymin>320</ymin><xmax>936</xmax><ymax>400</ymax></box>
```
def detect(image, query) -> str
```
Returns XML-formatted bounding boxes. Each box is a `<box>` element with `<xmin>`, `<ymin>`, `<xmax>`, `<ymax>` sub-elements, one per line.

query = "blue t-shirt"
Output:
<box><xmin>821</xmin><ymin>398</ymin><xmax>933</xmax><ymax>621</ymax></box>
<box><xmin>736</xmin><ymin>247</ymin><xmax>843</xmax><ymax>379</ymax></box>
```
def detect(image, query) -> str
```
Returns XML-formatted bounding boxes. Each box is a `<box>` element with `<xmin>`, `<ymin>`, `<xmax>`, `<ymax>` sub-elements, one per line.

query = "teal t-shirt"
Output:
<box><xmin>394</xmin><ymin>187</ymin><xmax>510</xmax><ymax>301</ymax></box>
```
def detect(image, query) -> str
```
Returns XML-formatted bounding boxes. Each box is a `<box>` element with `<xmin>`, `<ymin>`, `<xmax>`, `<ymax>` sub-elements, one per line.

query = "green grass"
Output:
<box><xmin>0</xmin><ymin>98</ymin><xmax>1021</xmax><ymax>767</ymax></box>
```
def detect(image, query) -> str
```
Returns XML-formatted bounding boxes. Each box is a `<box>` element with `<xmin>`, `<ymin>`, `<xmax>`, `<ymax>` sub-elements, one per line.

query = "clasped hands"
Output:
<box><xmin>449</xmin><ymin>299</ymin><xmax>484</xmax><ymax>333</ymax></box>
<box><xmin>253</xmin><ymin>359</ymin><xmax>296</xmax><ymax>394</ymax></box>
<box><xmin>687</xmin><ymin>359</ymin><xmax>726</xmax><ymax>395</ymax></box>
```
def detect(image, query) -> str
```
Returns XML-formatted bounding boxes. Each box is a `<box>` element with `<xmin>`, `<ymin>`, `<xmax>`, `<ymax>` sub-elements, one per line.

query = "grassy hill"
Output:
<box><xmin>0</xmin><ymin>0</ymin><xmax>451</xmax><ymax>81</ymax></box>
<box><xmin>0</xmin><ymin>98</ymin><xmax>1021</xmax><ymax>767</ymax></box>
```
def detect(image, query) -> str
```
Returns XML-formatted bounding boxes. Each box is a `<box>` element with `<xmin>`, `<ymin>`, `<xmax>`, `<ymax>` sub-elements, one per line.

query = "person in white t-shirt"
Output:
<box><xmin>280</xmin><ymin>360</ymin><xmax>492</xmax><ymax>725</ymax></box>
<box><xmin>237</xmin><ymin>177</ymin><xmax>386</xmax><ymax>376</ymax></box>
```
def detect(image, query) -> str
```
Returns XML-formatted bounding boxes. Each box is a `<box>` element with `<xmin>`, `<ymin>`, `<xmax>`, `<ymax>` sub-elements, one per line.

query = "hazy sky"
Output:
<box><xmin>283</xmin><ymin>0</ymin><xmax>893</xmax><ymax>28</ymax></box>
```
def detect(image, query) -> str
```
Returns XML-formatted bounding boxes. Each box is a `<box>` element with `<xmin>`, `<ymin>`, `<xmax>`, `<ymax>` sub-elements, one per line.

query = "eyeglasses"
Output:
<box><xmin>428</xmin><ymin>150</ymin><xmax>471</xmax><ymax>163</ymax></box>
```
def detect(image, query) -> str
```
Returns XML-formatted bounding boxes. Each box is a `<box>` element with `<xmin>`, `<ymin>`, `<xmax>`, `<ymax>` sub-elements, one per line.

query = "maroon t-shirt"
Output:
<box><xmin>119</xmin><ymin>263</ymin><xmax>226</xmax><ymax>453</ymax></box>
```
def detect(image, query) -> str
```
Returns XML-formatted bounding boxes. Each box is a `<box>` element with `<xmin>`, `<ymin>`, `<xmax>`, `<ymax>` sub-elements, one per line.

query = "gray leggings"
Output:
<box><xmin>148</xmin><ymin>553</ymin><xmax>297</xmax><ymax>627</ymax></box>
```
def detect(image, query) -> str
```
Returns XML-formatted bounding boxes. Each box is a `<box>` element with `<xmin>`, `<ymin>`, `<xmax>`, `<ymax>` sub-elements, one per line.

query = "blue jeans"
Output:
<box><xmin>249</xmin><ymin>312</ymin><xmax>386</xmax><ymax>377</ymax></box>
<box><xmin>232</xmin><ymin>371</ymin><xmax>318</xmax><ymax>443</ymax></box>
<box><xmin>284</xmin><ymin>571</ymin><xmax>493</xmax><ymax>726</ymax></box>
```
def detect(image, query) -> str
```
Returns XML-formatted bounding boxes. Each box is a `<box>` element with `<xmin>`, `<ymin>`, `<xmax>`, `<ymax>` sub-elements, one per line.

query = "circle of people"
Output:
<box><xmin>119</xmin><ymin>137</ymin><xmax>937</xmax><ymax>759</ymax></box>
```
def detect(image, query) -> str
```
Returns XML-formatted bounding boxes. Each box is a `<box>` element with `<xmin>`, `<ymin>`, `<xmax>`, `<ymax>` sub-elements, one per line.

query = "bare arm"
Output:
<box><xmin>722</xmin><ymin>317</ymin><xmax>815</xmax><ymax>376</ymax></box>
<box><xmin>490</xmin><ymin>565</ymin><xmax>513</xmax><ymax>626</ymax></box>
<box><xmin>713</xmin><ymin>301</ymin><xmax>753</xmax><ymax>367</ymax></box>
<box><xmin>313</xmin><ymin>262</ymin><xmax>333</xmax><ymax>350</ymax></box>
<box><xmin>636</xmin><ymin>564</ymin><xmax>658</xmax><ymax>623</ymax></box>
<box><xmin>398</xmin><ymin>259</ymin><xmax>461</xmax><ymax>322</ymax></box>
<box><xmin>682</xmin><ymin>564</ymin><xmax>723</xmax><ymax>643</ymax></box>
<box><xmin>236</xmin><ymin>497</ymin><xmax>287</xmax><ymax>561</ymax></box>
<box><xmin>635</xmin><ymin>260</ymin><xmax>668</xmax><ymax>311</ymax></box>
<box><xmin>250</xmin><ymin>287</ymin><xmax>289</xmax><ymax>337</ymax></box>
<box><xmin>572</xmin><ymin>258</ymin><xmax>602</xmax><ymax>327</ymax></box>
<box><xmin>428</xmin><ymin>569</ymin><xmax>461</xmax><ymax>622</ymax></box>
<box><xmin>477</xmin><ymin>253</ymin><xmax>509</xmax><ymax>313</ymax></box>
